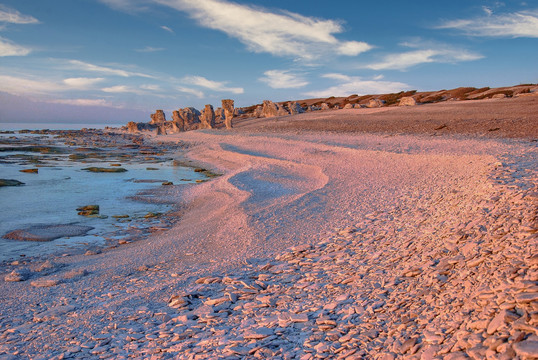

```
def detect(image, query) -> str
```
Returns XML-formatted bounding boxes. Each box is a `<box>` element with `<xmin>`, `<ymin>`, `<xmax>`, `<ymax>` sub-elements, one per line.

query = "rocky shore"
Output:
<box><xmin>0</xmin><ymin>103</ymin><xmax>537</xmax><ymax>359</ymax></box>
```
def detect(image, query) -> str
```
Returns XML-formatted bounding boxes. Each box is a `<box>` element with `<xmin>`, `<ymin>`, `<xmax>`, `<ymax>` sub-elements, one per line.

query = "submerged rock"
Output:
<box><xmin>82</xmin><ymin>167</ymin><xmax>127</xmax><ymax>173</ymax></box>
<box><xmin>4</xmin><ymin>224</ymin><xmax>94</xmax><ymax>242</ymax></box>
<box><xmin>0</xmin><ymin>179</ymin><xmax>25</xmax><ymax>187</ymax></box>
<box><xmin>77</xmin><ymin>205</ymin><xmax>99</xmax><ymax>216</ymax></box>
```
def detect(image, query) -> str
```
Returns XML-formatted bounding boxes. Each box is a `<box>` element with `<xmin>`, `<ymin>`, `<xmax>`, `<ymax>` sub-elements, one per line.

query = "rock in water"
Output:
<box><xmin>288</xmin><ymin>102</ymin><xmax>304</xmax><ymax>115</ymax></box>
<box><xmin>149</xmin><ymin>110</ymin><xmax>166</xmax><ymax>124</ymax></box>
<box><xmin>0</xmin><ymin>179</ymin><xmax>25</xmax><ymax>187</ymax></box>
<box><xmin>222</xmin><ymin>99</ymin><xmax>234</xmax><ymax>129</ymax></box>
<box><xmin>4</xmin><ymin>224</ymin><xmax>94</xmax><ymax>242</ymax></box>
<box><xmin>399</xmin><ymin>97</ymin><xmax>417</xmax><ymax>106</ymax></box>
<box><xmin>200</xmin><ymin>104</ymin><xmax>215</xmax><ymax>129</ymax></box>
<box><xmin>82</xmin><ymin>167</ymin><xmax>127</xmax><ymax>173</ymax></box>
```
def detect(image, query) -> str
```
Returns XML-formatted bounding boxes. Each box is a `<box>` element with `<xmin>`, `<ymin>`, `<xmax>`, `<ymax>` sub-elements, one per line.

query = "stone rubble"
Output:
<box><xmin>1</xmin><ymin>152</ymin><xmax>536</xmax><ymax>359</ymax></box>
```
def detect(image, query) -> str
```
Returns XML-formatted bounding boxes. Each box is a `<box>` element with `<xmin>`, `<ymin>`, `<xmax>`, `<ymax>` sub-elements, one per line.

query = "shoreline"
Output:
<box><xmin>0</xmin><ymin>121</ymin><xmax>536</xmax><ymax>358</ymax></box>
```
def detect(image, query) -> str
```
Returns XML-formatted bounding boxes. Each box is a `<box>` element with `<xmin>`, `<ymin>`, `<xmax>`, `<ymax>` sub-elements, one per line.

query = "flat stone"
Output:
<box><xmin>243</xmin><ymin>327</ymin><xmax>273</xmax><ymax>339</ymax></box>
<box><xmin>515</xmin><ymin>292</ymin><xmax>538</xmax><ymax>303</ymax></box>
<box><xmin>30</xmin><ymin>278</ymin><xmax>59</xmax><ymax>287</ymax></box>
<box><xmin>4</xmin><ymin>224</ymin><xmax>94</xmax><ymax>242</ymax></box>
<box><xmin>513</xmin><ymin>339</ymin><xmax>538</xmax><ymax>358</ymax></box>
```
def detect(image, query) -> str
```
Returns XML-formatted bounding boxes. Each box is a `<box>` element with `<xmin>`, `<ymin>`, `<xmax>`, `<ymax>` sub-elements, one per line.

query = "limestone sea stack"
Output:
<box><xmin>222</xmin><ymin>99</ymin><xmax>234</xmax><ymax>129</ymax></box>
<box><xmin>200</xmin><ymin>104</ymin><xmax>215</xmax><ymax>129</ymax></box>
<box><xmin>149</xmin><ymin>110</ymin><xmax>166</xmax><ymax>124</ymax></box>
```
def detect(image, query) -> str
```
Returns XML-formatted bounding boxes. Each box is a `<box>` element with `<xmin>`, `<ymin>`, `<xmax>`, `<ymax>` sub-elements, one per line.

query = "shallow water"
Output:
<box><xmin>0</xmin><ymin>133</ymin><xmax>203</xmax><ymax>262</ymax></box>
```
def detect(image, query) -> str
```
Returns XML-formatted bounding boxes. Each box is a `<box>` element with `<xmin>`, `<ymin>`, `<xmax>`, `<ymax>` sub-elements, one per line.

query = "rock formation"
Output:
<box><xmin>222</xmin><ymin>99</ymin><xmax>234</xmax><ymax>129</ymax></box>
<box><xmin>262</xmin><ymin>100</ymin><xmax>290</xmax><ymax>118</ymax></box>
<box><xmin>177</xmin><ymin>107</ymin><xmax>201</xmax><ymax>131</ymax></box>
<box><xmin>149</xmin><ymin>110</ymin><xmax>166</xmax><ymax>124</ymax></box>
<box><xmin>399</xmin><ymin>97</ymin><xmax>417</xmax><ymax>106</ymax></box>
<box><xmin>288</xmin><ymin>102</ymin><xmax>304</xmax><ymax>115</ymax></box>
<box><xmin>200</xmin><ymin>104</ymin><xmax>215</xmax><ymax>129</ymax></box>
<box><xmin>254</xmin><ymin>105</ymin><xmax>263</xmax><ymax>118</ymax></box>
<box><xmin>343</xmin><ymin>103</ymin><xmax>354</xmax><ymax>109</ymax></box>
<box><xmin>214</xmin><ymin>107</ymin><xmax>224</xmax><ymax>121</ymax></box>
<box><xmin>156</xmin><ymin>124</ymin><xmax>166</xmax><ymax>135</ymax></box>
<box><xmin>172</xmin><ymin>111</ymin><xmax>185</xmax><ymax>132</ymax></box>
<box><xmin>320</xmin><ymin>103</ymin><xmax>330</xmax><ymax>110</ymax></box>
<box><xmin>126</xmin><ymin>121</ymin><xmax>156</xmax><ymax>133</ymax></box>
<box><xmin>366</xmin><ymin>99</ymin><xmax>385</xmax><ymax>108</ymax></box>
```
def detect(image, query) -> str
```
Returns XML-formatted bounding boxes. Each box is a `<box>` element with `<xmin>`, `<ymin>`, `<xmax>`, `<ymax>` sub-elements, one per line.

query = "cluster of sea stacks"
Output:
<box><xmin>125</xmin><ymin>84</ymin><xmax>536</xmax><ymax>135</ymax></box>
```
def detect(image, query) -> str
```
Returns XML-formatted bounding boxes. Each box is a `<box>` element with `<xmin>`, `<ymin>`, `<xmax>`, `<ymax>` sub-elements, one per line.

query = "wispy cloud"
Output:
<box><xmin>50</xmin><ymin>98</ymin><xmax>119</xmax><ymax>108</ymax></box>
<box><xmin>68</xmin><ymin>60</ymin><xmax>155</xmax><ymax>78</ymax></box>
<box><xmin>101</xmin><ymin>85</ymin><xmax>140</xmax><ymax>93</ymax></box>
<box><xmin>305</xmin><ymin>73</ymin><xmax>409</xmax><ymax>98</ymax></box>
<box><xmin>160</xmin><ymin>25</ymin><xmax>174</xmax><ymax>33</ymax></box>
<box><xmin>0</xmin><ymin>36</ymin><xmax>31</xmax><ymax>56</ymax></box>
<box><xmin>135</xmin><ymin>46</ymin><xmax>165</xmax><ymax>52</ymax></box>
<box><xmin>0</xmin><ymin>5</ymin><xmax>39</xmax><ymax>24</ymax></box>
<box><xmin>364</xmin><ymin>42</ymin><xmax>483</xmax><ymax>71</ymax></box>
<box><xmin>176</xmin><ymin>86</ymin><xmax>205</xmax><ymax>98</ymax></box>
<box><xmin>153</xmin><ymin>0</ymin><xmax>372</xmax><ymax>60</ymax></box>
<box><xmin>259</xmin><ymin>70</ymin><xmax>309</xmax><ymax>89</ymax></box>
<box><xmin>183</xmin><ymin>75</ymin><xmax>244</xmax><ymax>94</ymax></box>
<box><xmin>62</xmin><ymin>77</ymin><xmax>105</xmax><ymax>89</ymax></box>
<box><xmin>437</xmin><ymin>9</ymin><xmax>538</xmax><ymax>38</ymax></box>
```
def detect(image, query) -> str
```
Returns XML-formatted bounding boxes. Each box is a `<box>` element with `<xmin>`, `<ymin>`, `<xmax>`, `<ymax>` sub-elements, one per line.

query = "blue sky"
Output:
<box><xmin>0</xmin><ymin>0</ymin><xmax>537</xmax><ymax>125</ymax></box>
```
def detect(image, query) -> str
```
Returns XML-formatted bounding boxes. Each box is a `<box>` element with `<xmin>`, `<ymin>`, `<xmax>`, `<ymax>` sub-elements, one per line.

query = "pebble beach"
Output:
<box><xmin>1</xmin><ymin>99</ymin><xmax>537</xmax><ymax>359</ymax></box>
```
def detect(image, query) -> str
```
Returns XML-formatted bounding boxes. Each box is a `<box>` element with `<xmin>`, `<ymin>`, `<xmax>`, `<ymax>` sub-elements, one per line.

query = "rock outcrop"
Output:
<box><xmin>288</xmin><ymin>102</ymin><xmax>304</xmax><ymax>115</ymax></box>
<box><xmin>177</xmin><ymin>107</ymin><xmax>201</xmax><ymax>131</ymax></box>
<box><xmin>262</xmin><ymin>100</ymin><xmax>289</xmax><ymax>118</ymax></box>
<box><xmin>172</xmin><ymin>111</ymin><xmax>185</xmax><ymax>132</ymax></box>
<box><xmin>149</xmin><ymin>110</ymin><xmax>166</xmax><ymax>124</ymax></box>
<box><xmin>127</xmin><ymin>121</ymin><xmax>156</xmax><ymax>133</ymax></box>
<box><xmin>200</xmin><ymin>104</ymin><xmax>215</xmax><ymax>129</ymax></box>
<box><xmin>254</xmin><ymin>105</ymin><xmax>263</xmax><ymax>118</ymax></box>
<box><xmin>222</xmin><ymin>99</ymin><xmax>234</xmax><ymax>129</ymax></box>
<box><xmin>399</xmin><ymin>97</ymin><xmax>417</xmax><ymax>106</ymax></box>
<box><xmin>320</xmin><ymin>103</ymin><xmax>330</xmax><ymax>110</ymax></box>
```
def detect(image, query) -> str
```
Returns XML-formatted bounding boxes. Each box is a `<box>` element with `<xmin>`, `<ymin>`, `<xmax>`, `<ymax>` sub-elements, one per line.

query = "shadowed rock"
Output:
<box><xmin>262</xmin><ymin>100</ymin><xmax>289</xmax><ymax>118</ymax></box>
<box><xmin>0</xmin><ymin>179</ymin><xmax>25</xmax><ymax>187</ymax></box>
<box><xmin>222</xmin><ymin>99</ymin><xmax>234</xmax><ymax>129</ymax></box>
<box><xmin>177</xmin><ymin>107</ymin><xmax>201</xmax><ymax>131</ymax></box>
<box><xmin>288</xmin><ymin>102</ymin><xmax>304</xmax><ymax>115</ymax></box>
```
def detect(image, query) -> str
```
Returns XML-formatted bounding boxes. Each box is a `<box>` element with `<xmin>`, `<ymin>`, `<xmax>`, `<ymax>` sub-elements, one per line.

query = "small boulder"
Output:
<box><xmin>399</xmin><ymin>97</ymin><xmax>417</xmax><ymax>106</ymax></box>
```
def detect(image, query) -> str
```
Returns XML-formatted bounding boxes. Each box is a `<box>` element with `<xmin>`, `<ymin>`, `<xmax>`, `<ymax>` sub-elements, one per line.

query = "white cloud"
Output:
<box><xmin>176</xmin><ymin>86</ymin><xmax>205</xmax><ymax>98</ymax></box>
<box><xmin>140</xmin><ymin>84</ymin><xmax>162</xmax><ymax>91</ymax></box>
<box><xmin>437</xmin><ymin>9</ymin><xmax>538</xmax><ymax>38</ymax></box>
<box><xmin>153</xmin><ymin>0</ymin><xmax>372</xmax><ymax>60</ymax></box>
<box><xmin>135</xmin><ymin>46</ymin><xmax>165</xmax><ymax>52</ymax></box>
<box><xmin>101</xmin><ymin>85</ymin><xmax>137</xmax><ymax>93</ymax></box>
<box><xmin>68</xmin><ymin>60</ymin><xmax>155</xmax><ymax>78</ymax></box>
<box><xmin>0</xmin><ymin>75</ymin><xmax>65</xmax><ymax>95</ymax></box>
<box><xmin>183</xmin><ymin>75</ymin><xmax>244</xmax><ymax>94</ymax></box>
<box><xmin>0</xmin><ymin>5</ymin><xmax>39</xmax><ymax>24</ymax></box>
<box><xmin>259</xmin><ymin>70</ymin><xmax>309</xmax><ymax>89</ymax></box>
<box><xmin>305</xmin><ymin>74</ymin><xmax>409</xmax><ymax>98</ymax></box>
<box><xmin>365</xmin><ymin>46</ymin><xmax>483</xmax><ymax>71</ymax></box>
<box><xmin>0</xmin><ymin>36</ymin><xmax>31</xmax><ymax>56</ymax></box>
<box><xmin>160</xmin><ymin>25</ymin><xmax>174</xmax><ymax>33</ymax></box>
<box><xmin>63</xmin><ymin>77</ymin><xmax>105</xmax><ymax>89</ymax></box>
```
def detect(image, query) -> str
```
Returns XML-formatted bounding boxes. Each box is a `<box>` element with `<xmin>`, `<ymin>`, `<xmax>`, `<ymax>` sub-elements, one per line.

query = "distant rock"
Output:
<box><xmin>399</xmin><ymin>97</ymin><xmax>417</xmax><ymax>106</ymax></box>
<box><xmin>288</xmin><ymin>102</ymin><xmax>304</xmax><ymax>115</ymax></box>
<box><xmin>262</xmin><ymin>100</ymin><xmax>289</xmax><ymax>118</ymax></box>
<box><xmin>200</xmin><ymin>104</ymin><xmax>216</xmax><ymax>129</ymax></box>
<box><xmin>254</xmin><ymin>105</ymin><xmax>263</xmax><ymax>118</ymax></box>
<box><xmin>149</xmin><ymin>110</ymin><xmax>166</xmax><ymax>124</ymax></box>
<box><xmin>222</xmin><ymin>99</ymin><xmax>234</xmax><ymax>129</ymax></box>
<box><xmin>178</xmin><ymin>107</ymin><xmax>201</xmax><ymax>130</ymax></box>
<box><xmin>156</xmin><ymin>124</ymin><xmax>167</xmax><ymax>135</ymax></box>
<box><xmin>492</xmin><ymin>93</ymin><xmax>506</xmax><ymax>99</ymax></box>
<box><xmin>127</xmin><ymin>122</ymin><xmax>156</xmax><ymax>133</ymax></box>
<box><xmin>172</xmin><ymin>111</ymin><xmax>185</xmax><ymax>132</ymax></box>
<box><xmin>320</xmin><ymin>103</ymin><xmax>330</xmax><ymax>110</ymax></box>
<box><xmin>367</xmin><ymin>99</ymin><xmax>385</xmax><ymax>108</ymax></box>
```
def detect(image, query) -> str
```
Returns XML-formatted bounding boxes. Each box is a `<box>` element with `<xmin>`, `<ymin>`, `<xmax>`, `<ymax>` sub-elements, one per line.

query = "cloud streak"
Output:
<box><xmin>437</xmin><ymin>9</ymin><xmax>538</xmax><ymax>38</ymax></box>
<box><xmin>0</xmin><ymin>36</ymin><xmax>31</xmax><ymax>56</ymax></box>
<box><xmin>68</xmin><ymin>60</ymin><xmax>155</xmax><ymax>78</ymax></box>
<box><xmin>153</xmin><ymin>0</ymin><xmax>372</xmax><ymax>60</ymax></box>
<box><xmin>305</xmin><ymin>73</ymin><xmax>409</xmax><ymax>98</ymax></box>
<box><xmin>0</xmin><ymin>5</ymin><xmax>39</xmax><ymax>24</ymax></box>
<box><xmin>259</xmin><ymin>70</ymin><xmax>309</xmax><ymax>89</ymax></box>
<box><xmin>183</xmin><ymin>75</ymin><xmax>244</xmax><ymax>94</ymax></box>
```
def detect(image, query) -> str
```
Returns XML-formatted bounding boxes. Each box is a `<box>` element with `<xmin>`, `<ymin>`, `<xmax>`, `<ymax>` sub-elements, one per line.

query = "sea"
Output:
<box><xmin>0</xmin><ymin>127</ymin><xmax>205</xmax><ymax>263</ymax></box>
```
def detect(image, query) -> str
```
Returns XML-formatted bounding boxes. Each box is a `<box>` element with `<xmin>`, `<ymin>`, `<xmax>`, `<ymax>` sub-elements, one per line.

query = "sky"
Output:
<box><xmin>0</xmin><ymin>0</ymin><xmax>537</xmax><ymax>126</ymax></box>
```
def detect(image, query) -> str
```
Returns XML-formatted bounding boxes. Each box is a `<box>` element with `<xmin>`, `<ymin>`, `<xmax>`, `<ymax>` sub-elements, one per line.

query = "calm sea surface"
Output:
<box><xmin>0</xmin><ymin>132</ymin><xmax>203</xmax><ymax>262</ymax></box>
